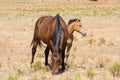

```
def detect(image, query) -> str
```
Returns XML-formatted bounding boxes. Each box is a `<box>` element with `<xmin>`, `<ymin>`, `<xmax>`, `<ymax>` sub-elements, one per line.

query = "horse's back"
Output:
<box><xmin>35</xmin><ymin>16</ymin><xmax>53</xmax><ymax>40</ymax></box>
<box><xmin>34</xmin><ymin>15</ymin><xmax>68</xmax><ymax>45</ymax></box>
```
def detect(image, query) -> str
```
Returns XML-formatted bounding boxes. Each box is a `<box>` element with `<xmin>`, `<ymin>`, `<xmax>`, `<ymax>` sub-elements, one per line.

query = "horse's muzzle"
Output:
<box><xmin>80</xmin><ymin>31</ymin><xmax>86</xmax><ymax>36</ymax></box>
<box><xmin>52</xmin><ymin>71</ymin><xmax>59</xmax><ymax>75</ymax></box>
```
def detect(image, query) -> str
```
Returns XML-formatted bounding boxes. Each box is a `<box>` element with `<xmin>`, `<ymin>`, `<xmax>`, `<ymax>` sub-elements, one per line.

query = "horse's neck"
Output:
<box><xmin>67</xmin><ymin>24</ymin><xmax>74</xmax><ymax>39</ymax></box>
<box><xmin>67</xmin><ymin>24</ymin><xmax>74</xmax><ymax>35</ymax></box>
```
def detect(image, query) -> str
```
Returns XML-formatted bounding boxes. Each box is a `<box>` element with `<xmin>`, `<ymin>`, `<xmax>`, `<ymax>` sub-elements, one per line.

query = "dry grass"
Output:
<box><xmin>109</xmin><ymin>62</ymin><xmax>120</xmax><ymax>77</ymax></box>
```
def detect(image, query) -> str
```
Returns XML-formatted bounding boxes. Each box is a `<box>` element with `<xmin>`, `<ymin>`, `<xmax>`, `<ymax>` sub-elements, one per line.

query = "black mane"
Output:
<box><xmin>53</xmin><ymin>14</ymin><xmax>63</xmax><ymax>56</ymax></box>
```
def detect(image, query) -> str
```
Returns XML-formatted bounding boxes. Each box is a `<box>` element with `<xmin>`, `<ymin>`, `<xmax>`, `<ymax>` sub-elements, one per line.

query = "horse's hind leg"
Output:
<box><xmin>45</xmin><ymin>46</ymin><xmax>50</xmax><ymax>66</ymax></box>
<box><xmin>30</xmin><ymin>41</ymin><xmax>38</xmax><ymax>67</ymax></box>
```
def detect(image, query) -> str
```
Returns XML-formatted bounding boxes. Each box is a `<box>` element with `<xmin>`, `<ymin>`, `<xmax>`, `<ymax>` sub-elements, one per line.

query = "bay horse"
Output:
<box><xmin>66</xmin><ymin>18</ymin><xmax>86</xmax><ymax>63</ymax></box>
<box><xmin>30</xmin><ymin>14</ymin><xmax>68</xmax><ymax>74</ymax></box>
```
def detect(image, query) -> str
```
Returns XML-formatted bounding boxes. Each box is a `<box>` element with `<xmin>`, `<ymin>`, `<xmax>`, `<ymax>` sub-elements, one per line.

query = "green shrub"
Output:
<box><xmin>8</xmin><ymin>75</ymin><xmax>19</xmax><ymax>80</ymax></box>
<box><xmin>88</xmin><ymin>38</ymin><xmax>96</xmax><ymax>45</ymax></box>
<box><xmin>73</xmin><ymin>46</ymin><xmax>77</xmax><ymax>52</ymax></box>
<box><xmin>36</xmin><ymin>52</ymin><xmax>44</xmax><ymax>58</ymax></box>
<box><xmin>41</xmin><ymin>66</ymin><xmax>49</xmax><ymax>74</ymax></box>
<box><xmin>28</xmin><ymin>68</ymin><xmax>34</xmax><ymax>73</ymax></box>
<box><xmin>98</xmin><ymin>37</ymin><xmax>106</xmax><ymax>46</ymax></box>
<box><xmin>17</xmin><ymin>69</ymin><xmax>24</xmax><ymax>75</ymax></box>
<box><xmin>93</xmin><ymin>9</ymin><xmax>98</xmax><ymax>16</ymax></box>
<box><xmin>73</xmin><ymin>72</ymin><xmax>82</xmax><ymax>80</ymax></box>
<box><xmin>33</xmin><ymin>61</ymin><xmax>42</xmax><ymax>71</ymax></box>
<box><xmin>109</xmin><ymin>62</ymin><xmax>120</xmax><ymax>77</ymax></box>
<box><xmin>87</xmin><ymin>69</ymin><xmax>95</xmax><ymax>80</ymax></box>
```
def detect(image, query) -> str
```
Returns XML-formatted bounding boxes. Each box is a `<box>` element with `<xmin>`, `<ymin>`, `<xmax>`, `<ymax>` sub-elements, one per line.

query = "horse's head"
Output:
<box><xmin>51</xmin><ymin>52</ymin><xmax>62</xmax><ymax>75</ymax></box>
<box><xmin>68</xmin><ymin>19</ymin><xmax>86</xmax><ymax>36</ymax></box>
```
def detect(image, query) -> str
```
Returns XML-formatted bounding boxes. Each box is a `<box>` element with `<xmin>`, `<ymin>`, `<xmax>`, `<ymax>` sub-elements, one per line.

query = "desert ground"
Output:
<box><xmin>0</xmin><ymin>0</ymin><xmax>120</xmax><ymax>80</ymax></box>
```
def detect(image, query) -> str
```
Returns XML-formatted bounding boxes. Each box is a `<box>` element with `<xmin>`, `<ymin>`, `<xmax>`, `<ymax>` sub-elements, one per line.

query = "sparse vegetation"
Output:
<box><xmin>88</xmin><ymin>38</ymin><xmax>96</xmax><ymax>45</ymax></box>
<box><xmin>28</xmin><ymin>68</ymin><xmax>35</xmax><ymax>73</ymax></box>
<box><xmin>32</xmin><ymin>61</ymin><xmax>42</xmax><ymax>71</ymax></box>
<box><xmin>93</xmin><ymin>9</ymin><xmax>98</xmax><ymax>16</ymax></box>
<box><xmin>36</xmin><ymin>51</ymin><xmax>44</xmax><ymax>58</ymax></box>
<box><xmin>73</xmin><ymin>46</ymin><xmax>77</xmax><ymax>52</ymax></box>
<box><xmin>98</xmin><ymin>37</ymin><xmax>106</xmax><ymax>46</ymax></box>
<box><xmin>31</xmin><ymin>75</ymin><xmax>38</xmax><ymax>80</ymax></box>
<box><xmin>0</xmin><ymin>62</ymin><xmax>2</xmax><ymax>67</ymax></box>
<box><xmin>7</xmin><ymin>74</ymin><xmax>19</xmax><ymax>80</ymax></box>
<box><xmin>73</xmin><ymin>72</ymin><xmax>82</xmax><ymax>80</ymax></box>
<box><xmin>41</xmin><ymin>66</ymin><xmax>50</xmax><ymax>74</ymax></box>
<box><xmin>17</xmin><ymin>69</ymin><xmax>24</xmax><ymax>75</ymax></box>
<box><xmin>66</xmin><ymin>72</ymin><xmax>82</xmax><ymax>80</ymax></box>
<box><xmin>87</xmin><ymin>69</ymin><xmax>95</xmax><ymax>80</ymax></box>
<box><xmin>70</xmin><ymin>53</ymin><xmax>76</xmax><ymax>59</ymax></box>
<box><xmin>109</xmin><ymin>62</ymin><xmax>120</xmax><ymax>77</ymax></box>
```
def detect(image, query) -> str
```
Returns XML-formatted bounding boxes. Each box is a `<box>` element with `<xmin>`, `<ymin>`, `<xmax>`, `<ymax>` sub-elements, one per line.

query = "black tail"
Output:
<box><xmin>53</xmin><ymin>14</ymin><xmax>63</xmax><ymax>55</ymax></box>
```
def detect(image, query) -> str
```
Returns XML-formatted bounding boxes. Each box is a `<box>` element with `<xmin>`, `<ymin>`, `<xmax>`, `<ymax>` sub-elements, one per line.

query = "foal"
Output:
<box><xmin>66</xmin><ymin>19</ymin><xmax>86</xmax><ymax>63</ymax></box>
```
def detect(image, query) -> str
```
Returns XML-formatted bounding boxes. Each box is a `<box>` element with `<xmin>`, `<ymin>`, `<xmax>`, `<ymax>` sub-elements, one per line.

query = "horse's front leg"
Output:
<box><xmin>45</xmin><ymin>46</ymin><xmax>50</xmax><ymax>66</ymax></box>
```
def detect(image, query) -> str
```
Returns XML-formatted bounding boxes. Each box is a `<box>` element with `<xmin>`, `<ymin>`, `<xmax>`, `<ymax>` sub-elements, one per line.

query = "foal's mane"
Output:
<box><xmin>68</xmin><ymin>19</ymin><xmax>80</xmax><ymax>25</ymax></box>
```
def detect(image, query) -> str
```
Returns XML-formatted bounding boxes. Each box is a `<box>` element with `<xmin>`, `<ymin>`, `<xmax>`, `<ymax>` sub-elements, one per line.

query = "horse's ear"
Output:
<box><xmin>76</xmin><ymin>19</ymin><xmax>81</xmax><ymax>22</ymax></box>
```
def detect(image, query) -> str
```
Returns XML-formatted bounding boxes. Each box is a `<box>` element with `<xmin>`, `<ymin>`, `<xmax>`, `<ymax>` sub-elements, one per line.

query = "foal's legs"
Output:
<box><xmin>30</xmin><ymin>41</ymin><xmax>38</xmax><ymax>67</ymax></box>
<box><xmin>66</xmin><ymin>43</ymin><xmax>72</xmax><ymax>63</ymax></box>
<box><xmin>45</xmin><ymin>46</ymin><xmax>50</xmax><ymax>66</ymax></box>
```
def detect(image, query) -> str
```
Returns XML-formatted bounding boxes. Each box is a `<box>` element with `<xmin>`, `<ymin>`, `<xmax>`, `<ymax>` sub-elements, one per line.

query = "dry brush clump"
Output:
<box><xmin>98</xmin><ymin>37</ymin><xmax>106</xmax><ymax>46</ymax></box>
<box><xmin>36</xmin><ymin>51</ymin><xmax>44</xmax><ymax>58</ymax></box>
<box><xmin>65</xmin><ymin>72</ymin><xmax>82</xmax><ymax>80</ymax></box>
<box><xmin>32</xmin><ymin>60</ymin><xmax>42</xmax><ymax>71</ymax></box>
<box><xmin>95</xmin><ymin>55</ymin><xmax>111</xmax><ymax>68</ymax></box>
<box><xmin>87</xmin><ymin>69</ymin><xmax>95</xmax><ymax>80</ymax></box>
<box><xmin>17</xmin><ymin>68</ymin><xmax>24</xmax><ymax>75</ymax></box>
<box><xmin>67</xmin><ymin>53</ymin><xmax>77</xmax><ymax>69</ymax></box>
<box><xmin>109</xmin><ymin>62</ymin><xmax>120</xmax><ymax>77</ymax></box>
<box><xmin>87</xmin><ymin>37</ymin><xmax>107</xmax><ymax>46</ymax></box>
<box><xmin>7</xmin><ymin>74</ymin><xmax>19</xmax><ymax>80</ymax></box>
<box><xmin>41</xmin><ymin>65</ymin><xmax>50</xmax><ymax>74</ymax></box>
<box><xmin>88</xmin><ymin>38</ymin><xmax>96</xmax><ymax>45</ymax></box>
<box><xmin>31</xmin><ymin>60</ymin><xmax>50</xmax><ymax>74</ymax></box>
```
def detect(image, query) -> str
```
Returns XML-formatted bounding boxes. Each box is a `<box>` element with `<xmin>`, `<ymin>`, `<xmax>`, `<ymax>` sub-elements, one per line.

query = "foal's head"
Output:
<box><xmin>68</xmin><ymin>19</ymin><xmax>86</xmax><ymax>36</ymax></box>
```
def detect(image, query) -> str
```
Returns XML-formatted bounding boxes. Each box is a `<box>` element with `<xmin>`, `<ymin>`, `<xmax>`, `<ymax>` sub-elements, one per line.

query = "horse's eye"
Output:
<box><xmin>77</xmin><ymin>21</ymin><xmax>79</xmax><ymax>23</ymax></box>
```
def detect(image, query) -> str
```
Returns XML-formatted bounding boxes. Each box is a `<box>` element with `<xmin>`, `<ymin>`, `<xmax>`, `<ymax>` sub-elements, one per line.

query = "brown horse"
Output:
<box><xmin>31</xmin><ymin>14</ymin><xmax>68</xmax><ymax>74</ymax></box>
<box><xmin>66</xmin><ymin>19</ymin><xmax>86</xmax><ymax>63</ymax></box>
